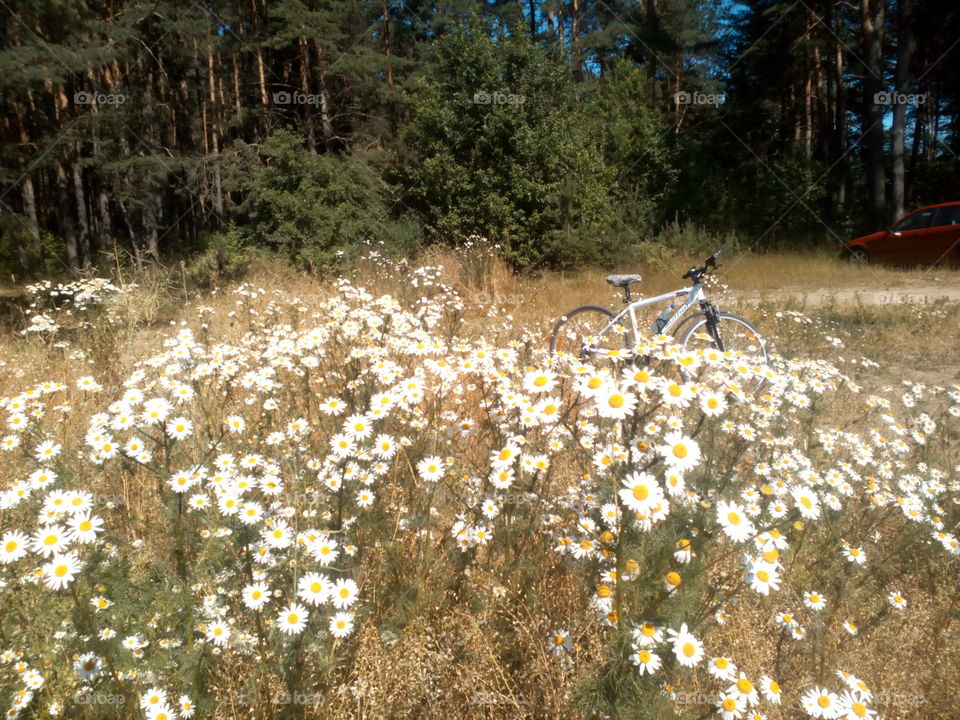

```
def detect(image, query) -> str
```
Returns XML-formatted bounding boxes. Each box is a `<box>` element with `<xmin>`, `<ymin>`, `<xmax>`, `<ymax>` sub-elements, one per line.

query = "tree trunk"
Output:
<box><xmin>21</xmin><ymin>177</ymin><xmax>42</xmax><ymax>258</ymax></box>
<box><xmin>72</xmin><ymin>155</ymin><xmax>91</xmax><ymax>268</ymax></box>
<box><xmin>98</xmin><ymin>187</ymin><xmax>114</xmax><ymax>258</ymax></box>
<box><xmin>571</xmin><ymin>0</ymin><xmax>582</xmax><ymax>81</ymax></box>
<box><xmin>383</xmin><ymin>0</ymin><xmax>395</xmax><ymax>86</ymax></box>
<box><xmin>55</xmin><ymin>158</ymin><xmax>80</xmax><ymax>272</ymax></box>
<box><xmin>314</xmin><ymin>45</ymin><xmax>336</xmax><ymax>147</ymax></box>
<box><xmin>891</xmin><ymin>0</ymin><xmax>913</xmax><ymax>223</ymax></box>
<box><xmin>646</xmin><ymin>0</ymin><xmax>658</xmax><ymax>94</ymax></box>
<box><xmin>860</xmin><ymin>0</ymin><xmax>886</xmax><ymax>231</ymax></box>
<box><xmin>208</xmin><ymin>46</ymin><xmax>225</xmax><ymax>221</ymax></box>
<box><xmin>834</xmin><ymin>15</ymin><xmax>847</xmax><ymax>210</ymax></box>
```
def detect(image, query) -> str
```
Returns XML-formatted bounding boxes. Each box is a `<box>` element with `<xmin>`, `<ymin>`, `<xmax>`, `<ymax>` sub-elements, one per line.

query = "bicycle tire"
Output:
<box><xmin>675</xmin><ymin>312</ymin><xmax>768</xmax><ymax>363</ymax></box>
<box><xmin>549</xmin><ymin>305</ymin><xmax>626</xmax><ymax>360</ymax></box>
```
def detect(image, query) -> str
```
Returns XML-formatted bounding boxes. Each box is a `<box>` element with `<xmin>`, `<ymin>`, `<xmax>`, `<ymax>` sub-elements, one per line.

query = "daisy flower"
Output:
<box><xmin>297</xmin><ymin>573</ymin><xmax>331</xmax><ymax>607</ymax></box>
<box><xmin>0</xmin><ymin>530</ymin><xmax>30</xmax><ymax>564</ymax></box>
<box><xmin>632</xmin><ymin>622</ymin><xmax>662</xmax><ymax>647</ymax></box>
<box><xmin>312</xmin><ymin>537</ymin><xmax>339</xmax><ymax>565</ymax></box>
<box><xmin>524</xmin><ymin>369</ymin><xmax>558</xmax><ymax>394</ymax></box>
<box><xmin>276</xmin><ymin>603</ymin><xmax>309</xmax><ymax>635</ymax></box>
<box><xmin>727</xmin><ymin>673</ymin><xmax>759</xmax><ymax>707</ymax></box>
<box><xmin>67</xmin><ymin>514</ymin><xmax>104</xmax><ymax>544</ymax></box>
<box><xmin>166</xmin><ymin>417</ymin><xmax>193</xmax><ymax>440</ymax></box>
<box><xmin>491</xmin><ymin>444</ymin><xmax>520</xmax><ymax>469</ymax></box>
<box><xmin>793</xmin><ymin>487</ymin><xmax>821</xmax><ymax>519</ymax></box>
<box><xmin>595</xmin><ymin>388</ymin><xmax>638</xmax><ymax>420</ymax></box>
<box><xmin>759</xmin><ymin>676</ymin><xmax>781</xmax><ymax>704</ymax></box>
<box><xmin>803</xmin><ymin>591</ymin><xmax>827</xmax><ymax>611</ymax></box>
<box><xmin>708</xmin><ymin>656</ymin><xmax>738</xmax><ymax>682</ymax></box>
<box><xmin>801</xmin><ymin>686</ymin><xmax>840</xmax><ymax>718</ymax></box>
<box><xmin>836</xmin><ymin>691</ymin><xmax>876</xmax><ymax>720</ymax></box>
<box><xmin>717</xmin><ymin>500</ymin><xmax>756</xmax><ymax>543</ymax></box>
<box><xmin>205</xmin><ymin>620</ymin><xmax>231</xmax><ymax>647</ymax></box>
<box><xmin>669</xmin><ymin>623</ymin><xmax>703</xmax><ymax>667</ymax></box>
<box><xmin>331</xmin><ymin>578</ymin><xmax>359</xmax><ymax>609</ymax></box>
<box><xmin>417</xmin><ymin>456</ymin><xmax>445</xmax><ymax>483</ymax></box>
<box><xmin>700</xmin><ymin>390</ymin><xmax>728</xmax><ymax>416</ymax></box>
<box><xmin>887</xmin><ymin>590</ymin><xmax>907</xmax><ymax>609</ymax></box>
<box><xmin>618</xmin><ymin>472</ymin><xmax>664</xmax><ymax>515</ymax></box>
<box><xmin>242</xmin><ymin>582</ymin><xmax>271</xmax><ymax>611</ymax></box>
<box><xmin>630</xmin><ymin>649</ymin><xmax>661</xmax><ymax>675</ymax></box>
<box><xmin>747</xmin><ymin>563</ymin><xmax>780</xmax><ymax>595</ymax></box>
<box><xmin>31</xmin><ymin>525</ymin><xmax>69</xmax><ymax>557</ymax></box>
<box><xmin>329</xmin><ymin>612</ymin><xmax>355</xmax><ymax>638</ymax></box>
<box><xmin>657</xmin><ymin>431</ymin><xmax>701</xmax><ymax>473</ymax></box>
<box><xmin>843</xmin><ymin>546</ymin><xmax>866</xmax><ymax>564</ymax></box>
<box><xmin>42</xmin><ymin>553</ymin><xmax>82</xmax><ymax>590</ymax></box>
<box><xmin>717</xmin><ymin>695</ymin><xmax>744</xmax><ymax>720</ymax></box>
<box><xmin>548</xmin><ymin>630</ymin><xmax>572</xmax><ymax>655</ymax></box>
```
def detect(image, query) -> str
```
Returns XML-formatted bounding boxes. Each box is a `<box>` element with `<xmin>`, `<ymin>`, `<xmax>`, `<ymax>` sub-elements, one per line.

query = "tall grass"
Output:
<box><xmin>0</xmin><ymin>249</ymin><xmax>957</xmax><ymax>720</ymax></box>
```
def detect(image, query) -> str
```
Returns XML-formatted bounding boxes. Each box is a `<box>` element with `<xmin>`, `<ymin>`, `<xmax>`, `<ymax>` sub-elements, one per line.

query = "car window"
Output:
<box><xmin>932</xmin><ymin>205</ymin><xmax>960</xmax><ymax>227</ymax></box>
<box><xmin>893</xmin><ymin>208</ymin><xmax>936</xmax><ymax>231</ymax></box>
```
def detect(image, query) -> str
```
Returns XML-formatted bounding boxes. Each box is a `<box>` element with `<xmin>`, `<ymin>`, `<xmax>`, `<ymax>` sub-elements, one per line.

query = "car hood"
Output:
<box><xmin>847</xmin><ymin>230</ymin><xmax>887</xmax><ymax>246</ymax></box>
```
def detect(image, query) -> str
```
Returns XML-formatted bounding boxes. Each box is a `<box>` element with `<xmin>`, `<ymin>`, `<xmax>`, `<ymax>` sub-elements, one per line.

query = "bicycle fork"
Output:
<box><xmin>701</xmin><ymin>300</ymin><xmax>725</xmax><ymax>352</ymax></box>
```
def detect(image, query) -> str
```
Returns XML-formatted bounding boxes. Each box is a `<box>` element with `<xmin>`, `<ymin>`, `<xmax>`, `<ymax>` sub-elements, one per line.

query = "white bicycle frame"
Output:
<box><xmin>586</xmin><ymin>282</ymin><xmax>705</xmax><ymax>352</ymax></box>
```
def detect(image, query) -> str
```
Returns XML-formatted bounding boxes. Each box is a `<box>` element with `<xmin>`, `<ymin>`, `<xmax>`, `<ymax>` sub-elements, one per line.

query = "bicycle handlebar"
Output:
<box><xmin>682</xmin><ymin>246</ymin><xmax>726</xmax><ymax>282</ymax></box>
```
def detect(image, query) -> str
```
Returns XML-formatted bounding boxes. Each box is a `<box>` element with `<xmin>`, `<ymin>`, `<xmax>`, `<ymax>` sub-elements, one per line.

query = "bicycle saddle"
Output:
<box><xmin>605</xmin><ymin>274</ymin><xmax>642</xmax><ymax>288</ymax></box>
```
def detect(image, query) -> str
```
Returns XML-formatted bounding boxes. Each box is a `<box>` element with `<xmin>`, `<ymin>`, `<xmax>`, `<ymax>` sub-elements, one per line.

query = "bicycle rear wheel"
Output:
<box><xmin>549</xmin><ymin>305</ymin><xmax>627</xmax><ymax>361</ymax></box>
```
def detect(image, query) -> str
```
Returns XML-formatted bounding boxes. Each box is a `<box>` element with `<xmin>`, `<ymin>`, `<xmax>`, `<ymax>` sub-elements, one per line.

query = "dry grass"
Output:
<box><xmin>1</xmin><ymin>248</ymin><xmax>958</xmax><ymax>720</ymax></box>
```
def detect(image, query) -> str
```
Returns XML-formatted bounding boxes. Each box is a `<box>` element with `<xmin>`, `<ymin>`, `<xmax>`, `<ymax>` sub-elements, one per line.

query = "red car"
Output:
<box><xmin>843</xmin><ymin>201</ymin><xmax>960</xmax><ymax>265</ymax></box>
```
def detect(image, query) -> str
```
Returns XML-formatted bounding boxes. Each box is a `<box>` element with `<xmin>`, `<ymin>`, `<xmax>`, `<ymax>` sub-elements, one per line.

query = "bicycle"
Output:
<box><xmin>548</xmin><ymin>247</ymin><xmax>768</xmax><ymax>365</ymax></box>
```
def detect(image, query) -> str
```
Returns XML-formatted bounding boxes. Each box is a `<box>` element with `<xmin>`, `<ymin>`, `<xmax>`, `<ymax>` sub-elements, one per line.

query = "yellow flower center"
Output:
<box><xmin>632</xmin><ymin>485</ymin><xmax>649</xmax><ymax>501</ymax></box>
<box><xmin>737</xmin><ymin>678</ymin><xmax>753</xmax><ymax>693</ymax></box>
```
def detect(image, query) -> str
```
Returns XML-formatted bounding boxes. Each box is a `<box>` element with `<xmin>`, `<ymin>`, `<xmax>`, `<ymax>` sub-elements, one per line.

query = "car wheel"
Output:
<box><xmin>848</xmin><ymin>247</ymin><xmax>868</xmax><ymax>265</ymax></box>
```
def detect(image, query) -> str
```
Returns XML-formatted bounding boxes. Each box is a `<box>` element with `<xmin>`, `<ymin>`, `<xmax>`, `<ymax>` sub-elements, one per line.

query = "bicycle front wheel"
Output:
<box><xmin>549</xmin><ymin>305</ymin><xmax>627</xmax><ymax>360</ymax></box>
<box><xmin>676</xmin><ymin>312</ymin><xmax>768</xmax><ymax>363</ymax></box>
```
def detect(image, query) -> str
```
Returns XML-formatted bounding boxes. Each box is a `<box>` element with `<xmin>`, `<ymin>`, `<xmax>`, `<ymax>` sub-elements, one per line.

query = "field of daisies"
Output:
<box><xmin>1</xmin><ymin>253</ymin><xmax>958</xmax><ymax>720</ymax></box>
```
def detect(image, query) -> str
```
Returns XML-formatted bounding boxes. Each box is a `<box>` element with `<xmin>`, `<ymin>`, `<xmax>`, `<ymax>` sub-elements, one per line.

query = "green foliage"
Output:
<box><xmin>217</xmin><ymin>129</ymin><xmax>421</xmax><ymax>271</ymax></box>
<box><xmin>397</xmin><ymin>21</ymin><xmax>644</xmax><ymax>270</ymax></box>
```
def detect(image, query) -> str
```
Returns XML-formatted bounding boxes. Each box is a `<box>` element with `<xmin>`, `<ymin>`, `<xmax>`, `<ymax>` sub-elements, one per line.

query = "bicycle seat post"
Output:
<box><xmin>623</xmin><ymin>286</ymin><xmax>632</xmax><ymax>304</ymax></box>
